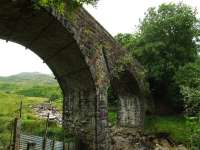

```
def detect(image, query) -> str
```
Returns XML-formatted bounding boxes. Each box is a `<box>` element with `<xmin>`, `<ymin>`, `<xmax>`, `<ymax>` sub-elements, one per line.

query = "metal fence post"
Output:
<box><xmin>12</xmin><ymin>118</ymin><xmax>21</xmax><ymax>150</ymax></box>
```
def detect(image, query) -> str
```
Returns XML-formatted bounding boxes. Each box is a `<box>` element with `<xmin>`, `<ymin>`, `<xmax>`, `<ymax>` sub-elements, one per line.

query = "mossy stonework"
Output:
<box><xmin>0</xmin><ymin>0</ymin><xmax>149</xmax><ymax>149</ymax></box>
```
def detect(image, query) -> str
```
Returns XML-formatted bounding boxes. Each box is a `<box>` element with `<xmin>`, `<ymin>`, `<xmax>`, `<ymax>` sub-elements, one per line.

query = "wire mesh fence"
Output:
<box><xmin>8</xmin><ymin>101</ymin><xmax>76</xmax><ymax>150</ymax></box>
<box><xmin>19</xmin><ymin>134</ymin><xmax>75</xmax><ymax>150</ymax></box>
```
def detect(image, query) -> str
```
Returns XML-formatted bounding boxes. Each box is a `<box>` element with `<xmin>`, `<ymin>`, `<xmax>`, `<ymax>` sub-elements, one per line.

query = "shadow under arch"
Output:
<box><xmin>0</xmin><ymin>1</ymin><xmax>97</xmax><ymax>149</ymax></box>
<box><xmin>112</xmin><ymin>70</ymin><xmax>145</xmax><ymax>128</ymax></box>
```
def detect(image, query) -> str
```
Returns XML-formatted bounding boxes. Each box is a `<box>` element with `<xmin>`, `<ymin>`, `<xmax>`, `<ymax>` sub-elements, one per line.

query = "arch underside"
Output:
<box><xmin>112</xmin><ymin>70</ymin><xmax>145</xmax><ymax>128</ymax></box>
<box><xmin>0</xmin><ymin>1</ymin><xmax>146</xmax><ymax>149</ymax></box>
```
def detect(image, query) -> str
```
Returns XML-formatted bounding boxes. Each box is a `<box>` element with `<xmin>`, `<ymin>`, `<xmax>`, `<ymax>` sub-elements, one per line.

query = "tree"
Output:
<box><xmin>116</xmin><ymin>3</ymin><xmax>200</xmax><ymax>112</ymax></box>
<box><xmin>175</xmin><ymin>58</ymin><xmax>200</xmax><ymax>115</ymax></box>
<box><xmin>175</xmin><ymin>59</ymin><xmax>200</xmax><ymax>148</ymax></box>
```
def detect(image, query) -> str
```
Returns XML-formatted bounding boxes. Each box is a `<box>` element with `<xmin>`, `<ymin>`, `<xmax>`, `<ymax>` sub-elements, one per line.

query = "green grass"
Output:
<box><xmin>144</xmin><ymin>115</ymin><xmax>189</xmax><ymax>144</ymax></box>
<box><xmin>108</xmin><ymin>111</ymin><xmax>190</xmax><ymax>145</ymax></box>
<box><xmin>0</xmin><ymin>92</ymin><xmax>63</xmax><ymax>148</ymax></box>
<box><xmin>0</xmin><ymin>82</ymin><xmax>62</xmax><ymax>99</ymax></box>
<box><xmin>108</xmin><ymin>111</ymin><xmax>117</xmax><ymax>126</ymax></box>
<box><xmin>52</xmin><ymin>99</ymin><xmax>63</xmax><ymax>112</ymax></box>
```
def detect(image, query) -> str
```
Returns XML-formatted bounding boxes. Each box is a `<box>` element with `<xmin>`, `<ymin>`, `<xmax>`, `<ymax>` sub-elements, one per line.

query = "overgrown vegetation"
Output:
<box><xmin>114</xmin><ymin>2</ymin><xmax>200</xmax><ymax>149</ymax></box>
<box><xmin>144</xmin><ymin>116</ymin><xmax>189</xmax><ymax>144</ymax></box>
<box><xmin>35</xmin><ymin>0</ymin><xmax>99</xmax><ymax>13</ymax></box>
<box><xmin>116</xmin><ymin>3</ymin><xmax>200</xmax><ymax>112</ymax></box>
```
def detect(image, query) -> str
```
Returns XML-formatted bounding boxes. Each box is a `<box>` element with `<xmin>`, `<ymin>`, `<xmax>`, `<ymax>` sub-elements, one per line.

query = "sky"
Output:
<box><xmin>0</xmin><ymin>0</ymin><xmax>200</xmax><ymax>76</ymax></box>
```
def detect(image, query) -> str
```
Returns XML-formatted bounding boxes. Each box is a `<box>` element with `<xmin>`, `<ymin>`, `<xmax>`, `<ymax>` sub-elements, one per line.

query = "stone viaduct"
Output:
<box><xmin>0</xmin><ymin>0</ymin><xmax>148</xmax><ymax>149</ymax></box>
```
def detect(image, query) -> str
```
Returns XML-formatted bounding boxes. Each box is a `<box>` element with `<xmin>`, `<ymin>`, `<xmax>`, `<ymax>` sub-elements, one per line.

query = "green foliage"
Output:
<box><xmin>115</xmin><ymin>33</ymin><xmax>138</xmax><ymax>52</ymax></box>
<box><xmin>21</xmin><ymin>119</ymin><xmax>63</xmax><ymax>140</ymax></box>
<box><xmin>175</xmin><ymin>58</ymin><xmax>200</xmax><ymax>115</ymax></box>
<box><xmin>144</xmin><ymin>115</ymin><xmax>190</xmax><ymax>144</ymax></box>
<box><xmin>186</xmin><ymin>115</ymin><xmax>200</xmax><ymax>149</ymax></box>
<box><xmin>35</xmin><ymin>0</ymin><xmax>99</xmax><ymax>13</ymax></box>
<box><xmin>116</xmin><ymin>3</ymin><xmax>200</xmax><ymax>110</ymax></box>
<box><xmin>108</xmin><ymin>111</ymin><xmax>117</xmax><ymax>126</ymax></box>
<box><xmin>172</xmin><ymin>58</ymin><xmax>200</xmax><ymax>148</ymax></box>
<box><xmin>16</xmin><ymin>85</ymin><xmax>62</xmax><ymax>98</ymax></box>
<box><xmin>112</xmin><ymin>52</ymin><xmax>134</xmax><ymax>77</ymax></box>
<box><xmin>108</xmin><ymin>111</ymin><xmax>191</xmax><ymax>145</ymax></box>
<box><xmin>175</xmin><ymin>58</ymin><xmax>200</xmax><ymax>89</ymax></box>
<box><xmin>179</xmin><ymin>86</ymin><xmax>200</xmax><ymax>116</ymax></box>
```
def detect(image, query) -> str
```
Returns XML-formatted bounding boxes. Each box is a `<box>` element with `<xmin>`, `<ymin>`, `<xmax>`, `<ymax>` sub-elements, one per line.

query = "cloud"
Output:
<box><xmin>85</xmin><ymin>0</ymin><xmax>200</xmax><ymax>36</ymax></box>
<box><xmin>0</xmin><ymin>40</ymin><xmax>51</xmax><ymax>76</ymax></box>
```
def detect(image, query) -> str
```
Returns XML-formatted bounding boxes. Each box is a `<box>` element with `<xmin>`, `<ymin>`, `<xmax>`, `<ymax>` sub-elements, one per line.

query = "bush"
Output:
<box><xmin>186</xmin><ymin>114</ymin><xmax>200</xmax><ymax>149</ymax></box>
<box><xmin>180</xmin><ymin>86</ymin><xmax>200</xmax><ymax>116</ymax></box>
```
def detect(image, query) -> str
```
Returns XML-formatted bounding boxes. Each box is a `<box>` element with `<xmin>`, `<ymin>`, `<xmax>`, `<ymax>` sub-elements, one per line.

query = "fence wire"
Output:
<box><xmin>19</xmin><ymin>134</ymin><xmax>75</xmax><ymax>150</ymax></box>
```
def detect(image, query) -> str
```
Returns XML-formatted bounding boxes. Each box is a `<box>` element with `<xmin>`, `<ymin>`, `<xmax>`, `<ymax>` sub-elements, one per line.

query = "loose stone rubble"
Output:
<box><xmin>110</xmin><ymin>127</ymin><xmax>188</xmax><ymax>150</ymax></box>
<box><xmin>32</xmin><ymin>103</ymin><xmax>62</xmax><ymax>124</ymax></box>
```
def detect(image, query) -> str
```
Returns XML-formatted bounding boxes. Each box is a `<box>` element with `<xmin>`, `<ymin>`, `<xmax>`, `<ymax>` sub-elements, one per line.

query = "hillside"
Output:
<box><xmin>0</xmin><ymin>72</ymin><xmax>62</xmax><ymax>98</ymax></box>
<box><xmin>0</xmin><ymin>72</ymin><xmax>57</xmax><ymax>85</ymax></box>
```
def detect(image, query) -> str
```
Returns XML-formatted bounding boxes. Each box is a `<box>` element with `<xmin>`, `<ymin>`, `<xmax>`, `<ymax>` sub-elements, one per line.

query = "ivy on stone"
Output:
<box><xmin>35</xmin><ymin>0</ymin><xmax>99</xmax><ymax>13</ymax></box>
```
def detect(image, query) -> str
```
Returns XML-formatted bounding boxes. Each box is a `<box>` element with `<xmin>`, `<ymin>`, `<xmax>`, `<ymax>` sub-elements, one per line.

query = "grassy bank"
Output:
<box><xmin>108</xmin><ymin>111</ymin><xmax>190</xmax><ymax>145</ymax></box>
<box><xmin>144</xmin><ymin>115</ymin><xmax>189</xmax><ymax>144</ymax></box>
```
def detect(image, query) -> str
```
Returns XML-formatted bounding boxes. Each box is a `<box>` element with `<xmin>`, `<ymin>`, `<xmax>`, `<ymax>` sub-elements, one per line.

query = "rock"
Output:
<box><xmin>160</xmin><ymin>139</ymin><xmax>173</xmax><ymax>149</ymax></box>
<box><xmin>155</xmin><ymin>143</ymin><xmax>167</xmax><ymax>150</ymax></box>
<box><xmin>32</xmin><ymin>103</ymin><xmax>62</xmax><ymax>124</ymax></box>
<box><xmin>176</xmin><ymin>145</ymin><xmax>188</xmax><ymax>150</ymax></box>
<box><xmin>110</xmin><ymin>128</ymin><xmax>188</xmax><ymax>150</ymax></box>
<box><xmin>111</xmin><ymin>136</ymin><xmax>134</xmax><ymax>150</ymax></box>
<box><xmin>137</xmin><ymin>143</ymin><xmax>151</xmax><ymax>150</ymax></box>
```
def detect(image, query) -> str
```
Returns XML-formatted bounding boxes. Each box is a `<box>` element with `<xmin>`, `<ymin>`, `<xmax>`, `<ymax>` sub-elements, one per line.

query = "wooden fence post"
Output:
<box><xmin>26</xmin><ymin>142</ymin><xmax>36</xmax><ymax>150</ymax></box>
<box><xmin>9</xmin><ymin>120</ymin><xmax>14</xmax><ymax>150</ymax></box>
<box><xmin>42</xmin><ymin>113</ymin><xmax>49</xmax><ymax>150</ymax></box>
<box><xmin>63</xmin><ymin>142</ymin><xmax>68</xmax><ymax>150</ymax></box>
<box><xmin>12</xmin><ymin>118</ymin><xmax>21</xmax><ymax>150</ymax></box>
<box><xmin>19</xmin><ymin>100</ymin><xmax>22</xmax><ymax>119</ymax></box>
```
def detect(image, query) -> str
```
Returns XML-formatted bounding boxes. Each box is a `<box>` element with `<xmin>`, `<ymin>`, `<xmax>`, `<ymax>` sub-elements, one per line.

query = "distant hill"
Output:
<box><xmin>0</xmin><ymin>72</ymin><xmax>57</xmax><ymax>85</ymax></box>
<box><xmin>0</xmin><ymin>72</ymin><xmax>62</xmax><ymax>98</ymax></box>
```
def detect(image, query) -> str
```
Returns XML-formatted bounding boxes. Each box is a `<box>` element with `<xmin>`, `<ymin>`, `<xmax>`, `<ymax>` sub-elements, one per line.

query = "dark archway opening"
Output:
<box><xmin>108</xmin><ymin>70</ymin><xmax>144</xmax><ymax>128</ymax></box>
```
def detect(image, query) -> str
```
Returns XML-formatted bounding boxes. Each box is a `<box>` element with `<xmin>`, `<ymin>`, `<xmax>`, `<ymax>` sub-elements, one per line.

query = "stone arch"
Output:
<box><xmin>112</xmin><ymin>70</ymin><xmax>145</xmax><ymax>128</ymax></box>
<box><xmin>0</xmin><ymin>0</ymin><xmax>100</xmax><ymax>149</ymax></box>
